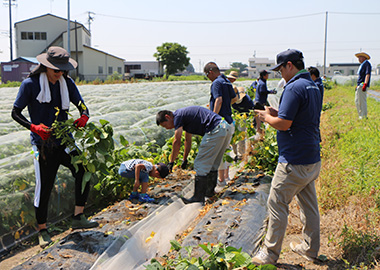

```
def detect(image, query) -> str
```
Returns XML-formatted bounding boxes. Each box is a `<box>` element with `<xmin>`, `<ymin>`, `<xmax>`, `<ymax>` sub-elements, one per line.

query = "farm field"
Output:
<box><xmin>0</xmin><ymin>80</ymin><xmax>281</xmax><ymax>255</ymax></box>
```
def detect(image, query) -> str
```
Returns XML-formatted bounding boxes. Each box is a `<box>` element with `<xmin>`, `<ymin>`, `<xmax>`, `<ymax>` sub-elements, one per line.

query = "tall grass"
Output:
<box><xmin>319</xmin><ymin>85</ymin><xmax>380</xmax><ymax>210</ymax></box>
<box><xmin>319</xmin><ymin>85</ymin><xmax>380</xmax><ymax>266</ymax></box>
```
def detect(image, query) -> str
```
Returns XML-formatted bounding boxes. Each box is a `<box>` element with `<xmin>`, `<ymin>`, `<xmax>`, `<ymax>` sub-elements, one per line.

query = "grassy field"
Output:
<box><xmin>319</xmin><ymin>85</ymin><xmax>380</xmax><ymax>210</ymax></box>
<box><xmin>317</xmin><ymin>84</ymin><xmax>380</xmax><ymax>266</ymax></box>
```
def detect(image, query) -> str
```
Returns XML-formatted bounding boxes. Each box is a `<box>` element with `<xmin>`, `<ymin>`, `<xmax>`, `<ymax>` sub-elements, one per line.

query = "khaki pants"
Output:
<box><xmin>263</xmin><ymin>161</ymin><xmax>321</xmax><ymax>262</ymax></box>
<box><xmin>194</xmin><ymin>120</ymin><xmax>233</xmax><ymax>176</ymax></box>
<box><xmin>355</xmin><ymin>85</ymin><xmax>367</xmax><ymax>119</ymax></box>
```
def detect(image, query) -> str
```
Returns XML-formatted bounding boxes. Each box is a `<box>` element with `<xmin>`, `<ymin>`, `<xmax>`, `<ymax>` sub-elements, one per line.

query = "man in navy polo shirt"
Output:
<box><xmin>255</xmin><ymin>69</ymin><xmax>276</xmax><ymax>137</ymax></box>
<box><xmin>355</xmin><ymin>52</ymin><xmax>372</xmax><ymax>119</ymax></box>
<box><xmin>307</xmin><ymin>66</ymin><xmax>324</xmax><ymax>101</ymax></box>
<box><xmin>156</xmin><ymin>106</ymin><xmax>233</xmax><ymax>204</ymax></box>
<box><xmin>252</xmin><ymin>49</ymin><xmax>322</xmax><ymax>265</ymax></box>
<box><xmin>204</xmin><ymin>62</ymin><xmax>237</xmax><ymax>125</ymax></box>
<box><xmin>204</xmin><ymin>62</ymin><xmax>237</xmax><ymax>193</ymax></box>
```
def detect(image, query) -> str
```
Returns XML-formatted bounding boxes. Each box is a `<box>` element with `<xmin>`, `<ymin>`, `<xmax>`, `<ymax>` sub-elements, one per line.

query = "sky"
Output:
<box><xmin>0</xmin><ymin>0</ymin><xmax>380</xmax><ymax>72</ymax></box>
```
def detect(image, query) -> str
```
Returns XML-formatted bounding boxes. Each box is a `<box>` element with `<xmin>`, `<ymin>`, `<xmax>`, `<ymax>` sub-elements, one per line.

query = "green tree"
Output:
<box><xmin>154</xmin><ymin>42</ymin><xmax>190</xmax><ymax>78</ymax></box>
<box><xmin>231</xmin><ymin>62</ymin><xmax>248</xmax><ymax>73</ymax></box>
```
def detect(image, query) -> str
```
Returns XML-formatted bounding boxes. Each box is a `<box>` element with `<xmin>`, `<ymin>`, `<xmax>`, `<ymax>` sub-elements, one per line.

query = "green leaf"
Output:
<box><xmin>120</xmin><ymin>135</ymin><xmax>129</xmax><ymax>146</ymax></box>
<box><xmin>87</xmin><ymin>163</ymin><xmax>96</xmax><ymax>173</ymax></box>
<box><xmin>199</xmin><ymin>243</ymin><xmax>212</xmax><ymax>255</ymax></box>
<box><xmin>99</xmin><ymin>119</ymin><xmax>109</xmax><ymax>126</ymax></box>
<box><xmin>170</xmin><ymin>240</ymin><xmax>182</xmax><ymax>251</ymax></box>
<box><xmin>82</xmin><ymin>171</ymin><xmax>92</xmax><ymax>194</ymax></box>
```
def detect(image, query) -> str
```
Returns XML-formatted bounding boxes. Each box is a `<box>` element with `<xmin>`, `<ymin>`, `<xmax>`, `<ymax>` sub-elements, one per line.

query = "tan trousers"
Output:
<box><xmin>194</xmin><ymin>120</ymin><xmax>233</xmax><ymax>176</ymax></box>
<box><xmin>355</xmin><ymin>85</ymin><xmax>367</xmax><ymax>119</ymax></box>
<box><xmin>263</xmin><ymin>161</ymin><xmax>321</xmax><ymax>262</ymax></box>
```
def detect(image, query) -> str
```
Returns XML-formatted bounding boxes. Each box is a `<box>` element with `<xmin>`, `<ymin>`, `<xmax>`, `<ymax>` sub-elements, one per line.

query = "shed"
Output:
<box><xmin>1</xmin><ymin>57</ymin><xmax>38</xmax><ymax>83</ymax></box>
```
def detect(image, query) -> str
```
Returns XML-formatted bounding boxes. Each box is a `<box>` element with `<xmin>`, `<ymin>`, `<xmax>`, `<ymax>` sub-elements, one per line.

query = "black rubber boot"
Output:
<box><xmin>205</xmin><ymin>170</ymin><xmax>218</xmax><ymax>197</ymax></box>
<box><xmin>182</xmin><ymin>175</ymin><xmax>207</xmax><ymax>204</ymax></box>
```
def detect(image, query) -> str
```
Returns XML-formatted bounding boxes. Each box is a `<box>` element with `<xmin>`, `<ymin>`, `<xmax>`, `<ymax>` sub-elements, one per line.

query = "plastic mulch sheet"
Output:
<box><xmin>90</xmin><ymin>196</ymin><xmax>202</xmax><ymax>270</ymax></box>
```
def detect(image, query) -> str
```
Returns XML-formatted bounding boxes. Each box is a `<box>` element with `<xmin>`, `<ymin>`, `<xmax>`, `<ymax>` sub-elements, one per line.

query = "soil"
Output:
<box><xmin>0</xmin><ymin>165</ymin><xmax>371</xmax><ymax>270</ymax></box>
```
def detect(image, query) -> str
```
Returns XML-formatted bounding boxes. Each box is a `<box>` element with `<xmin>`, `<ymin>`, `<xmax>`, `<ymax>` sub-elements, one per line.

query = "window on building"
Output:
<box><xmin>117</xmin><ymin>67</ymin><xmax>122</xmax><ymax>74</ymax></box>
<box><xmin>266</xmin><ymin>64</ymin><xmax>271</xmax><ymax>67</ymax></box>
<box><xmin>126</xmin><ymin>64</ymin><xmax>141</xmax><ymax>70</ymax></box>
<box><xmin>98</xmin><ymin>66</ymin><xmax>103</xmax><ymax>74</ymax></box>
<box><xmin>108</xmin><ymin>67</ymin><xmax>113</xmax><ymax>74</ymax></box>
<box><xmin>21</xmin><ymin>31</ymin><xmax>47</xmax><ymax>40</ymax></box>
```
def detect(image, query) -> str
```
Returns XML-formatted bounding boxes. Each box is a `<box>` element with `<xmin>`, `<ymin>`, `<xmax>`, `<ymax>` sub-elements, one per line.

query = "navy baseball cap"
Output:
<box><xmin>259</xmin><ymin>70</ymin><xmax>271</xmax><ymax>77</ymax></box>
<box><xmin>271</xmin><ymin>49</ymin><xmax>304</xmax><ymax>71</ymax></box>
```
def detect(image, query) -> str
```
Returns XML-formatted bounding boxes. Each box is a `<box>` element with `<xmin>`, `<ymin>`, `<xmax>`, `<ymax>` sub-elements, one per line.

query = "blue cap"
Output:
<box><xmin>271</xmin><ymin>49</ymin><xmax>304</xmax><ymax>71</ymax></box>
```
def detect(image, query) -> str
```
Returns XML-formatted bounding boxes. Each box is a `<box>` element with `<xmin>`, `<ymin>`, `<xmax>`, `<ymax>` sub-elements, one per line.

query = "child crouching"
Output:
<box><xmin>118</xmin><ymin>159</ymin><xmax>169</xmax><ymax>203</ymax></box>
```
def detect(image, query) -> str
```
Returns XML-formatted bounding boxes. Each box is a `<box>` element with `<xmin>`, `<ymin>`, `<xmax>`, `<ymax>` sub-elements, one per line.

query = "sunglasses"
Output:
<box><xmin>53</xmin><ymin>70</ymin><xmax>66</xmax><ymax>73</ymax></box>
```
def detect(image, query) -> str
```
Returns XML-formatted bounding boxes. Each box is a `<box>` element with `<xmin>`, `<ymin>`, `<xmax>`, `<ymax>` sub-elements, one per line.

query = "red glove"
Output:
<box><xmin>74</xmin><ymin>115</ymin><xmax>89</xmax><ymax>127</ymax></box>
<box><xmin>362</xmin><ymin>83</ymin><xmax>367</xmax><ymax>92</ymax></box>
<box><xmin>30</xmin><ymin>124</ymin><xmax>51</xmax><ymax>140</ymax></box>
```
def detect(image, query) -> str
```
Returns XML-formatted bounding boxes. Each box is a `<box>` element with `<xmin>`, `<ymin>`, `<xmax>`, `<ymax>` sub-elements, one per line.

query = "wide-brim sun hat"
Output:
<box><xmin>227</xmin><ymin>70</ymin><xmax>238</xmax><ymax>80</ymax></box>
<box><xmin>355</xmin><ymin>52</ymin><xmax>370</xmax><ymax>60</ymax></box>
<box><xmin>235</xmin><ymin>86</ymin><xmax>247</xmax><ymax>103</ymax></box>
<box><xmin>36</xmin><ymin>46</ymin><xmax>77</xmax><ymax>70</ymax></box>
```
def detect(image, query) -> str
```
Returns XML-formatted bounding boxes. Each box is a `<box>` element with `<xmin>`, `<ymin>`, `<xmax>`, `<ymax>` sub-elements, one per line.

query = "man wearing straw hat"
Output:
<box><xmin>11</xmin><ymin>46</ymin><xmax>98</xmax><ymax>248</ymax></box>
<box><xmin>355</xmin><ymin>52</ymin><xmax>372</xmax><ymax>119</ymax></box>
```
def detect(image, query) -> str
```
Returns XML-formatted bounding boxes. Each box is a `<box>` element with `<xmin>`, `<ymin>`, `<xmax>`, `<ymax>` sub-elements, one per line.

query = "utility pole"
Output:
<box><xmin>67</xmin><ymin>0</ymin><xmax>70</xmax><ymax>53</ymax></box>
<box><xmin>4</xmin><ymin>0</ymin><xmax>17</xmax><ymax>61</ymax></box>
<box><xmin>87</xmin><ymin>11</ymin><xmax>95</xmax><ymax>33</ymax></box>
<box><xmin>323</xmin><ymin>11</ymin><xmax>328</xmax><ymax>76</ymax></box>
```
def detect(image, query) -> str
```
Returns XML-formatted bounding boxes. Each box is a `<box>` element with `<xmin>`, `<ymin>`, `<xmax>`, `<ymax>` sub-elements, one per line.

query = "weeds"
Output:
<box><xmin>145</xmin><ymin>240</ymin><xmax>276</xmax><ymax>270</ymax></box>
<box><xmin>339</xmin><ymin>225</ymin><xmax>380</xmax><ymax>267</ymax></box>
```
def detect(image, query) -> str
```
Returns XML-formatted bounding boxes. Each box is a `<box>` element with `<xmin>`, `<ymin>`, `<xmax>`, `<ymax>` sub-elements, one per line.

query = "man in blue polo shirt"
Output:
<box><xmin>355</xmin><ymin>52</ymin><xmax>372</xmax><ymax>119</ymax></box>
<box><xmin>204</xmin><ymin>62</ymin><xmax>237</xmax><ymax>192</ymax></box>
<box><xmin>255</xmin><ymin>70</ymin><xmax>276</xmax><ymax>137</ymax></box>
<box><xmin>156</xmin><ymin>106</ymin><xmax>233</xmax><ymax>204</ymax></box>
<box><xmin>307</xmin><ymin>66</ymin><xmax>324</xmax><ymax>101</ymax></box>
<box><xmin>204</xmin><ymin>62</ymin><xmax>237</xmax><ymax>125</ymax></box>
<box><xmin>252</xmin><ymin>49</ymin><xmax>322</xmax><ymax>265</ymax></box>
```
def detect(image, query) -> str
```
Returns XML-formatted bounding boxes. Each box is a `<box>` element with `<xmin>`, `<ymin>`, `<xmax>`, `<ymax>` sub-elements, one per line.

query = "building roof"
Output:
<box><xmin>15</xmin><ymin>57</ymin><xmax>39</xmax><ymax>63</ymax></box>
<box><xmin>1</xmin><ymin>57</ymin><xmax>38</xmax><ymax>64</ymax></box>
<box><xmin>15</xmin><ymin>13</ymin><xmax>90</xmax><ymax>36</ymax></box>
<box><xmin>329</xmin><ymin>63</ymin><xmax>361</xmax><ymax>67</ymax></box>
<box><xmin>83</xmin><ymin>45</ymin><xmax>125</xmax><ymax>61</ymax></box>
<box><xmin>248</xmin><ymin>57</ymin><xmax>275</xmax><ymax>64</ymax></box>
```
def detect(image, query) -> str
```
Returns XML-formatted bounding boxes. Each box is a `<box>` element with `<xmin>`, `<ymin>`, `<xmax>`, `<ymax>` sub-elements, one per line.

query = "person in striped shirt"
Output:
<box><xmin>118</xmin><ymin>159</ymin><xmax>169</xmax><ymax>203</ymax></box>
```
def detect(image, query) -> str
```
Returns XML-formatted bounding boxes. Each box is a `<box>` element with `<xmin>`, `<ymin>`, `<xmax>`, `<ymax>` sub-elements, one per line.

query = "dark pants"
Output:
<box><xmin>34</xmin><ymin>145</ymin><xmax>90</xmax><ymax>224</ymax></box>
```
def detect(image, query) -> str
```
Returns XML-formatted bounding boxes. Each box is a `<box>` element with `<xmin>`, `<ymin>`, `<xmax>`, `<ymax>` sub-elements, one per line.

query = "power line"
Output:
<box><xmin>329</xmin><ymin>12</ymin><xmax>380</xmax><ymax>15</ymax></box>
<box><xmin>96</xmin><ymin>12</ymin><xmax>325</xmax><ymax>24</ymax></box>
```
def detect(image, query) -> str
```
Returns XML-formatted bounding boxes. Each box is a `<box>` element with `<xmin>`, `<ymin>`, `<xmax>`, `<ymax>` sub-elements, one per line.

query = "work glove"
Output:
<box><xmin>30</xmin><ymin>123</ymin><xmax>51</xmax><ymax>140</ymax></box>
<box><xmin>362</xmin><ymin>83</ymin><xmax>367</xmax><ymax>92</ymax></box>
<box><xmin>167</xmin><ymin>162</ymin><xmax>174</xmax><ymax>173</ymax></box>
<box><xmin>74</xmin><ymin>115</ymin><xmax>89</xmax><ymax>128</ymax></box>
<box><xmin>269</xmin><ymin>89</ymin><xmax>277</xmax><ymax>94</ymax></box>
<box><xmin>181</xmin><ymin>159</ymin><xmax>188</xmax><ymax>169</ymax></box>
